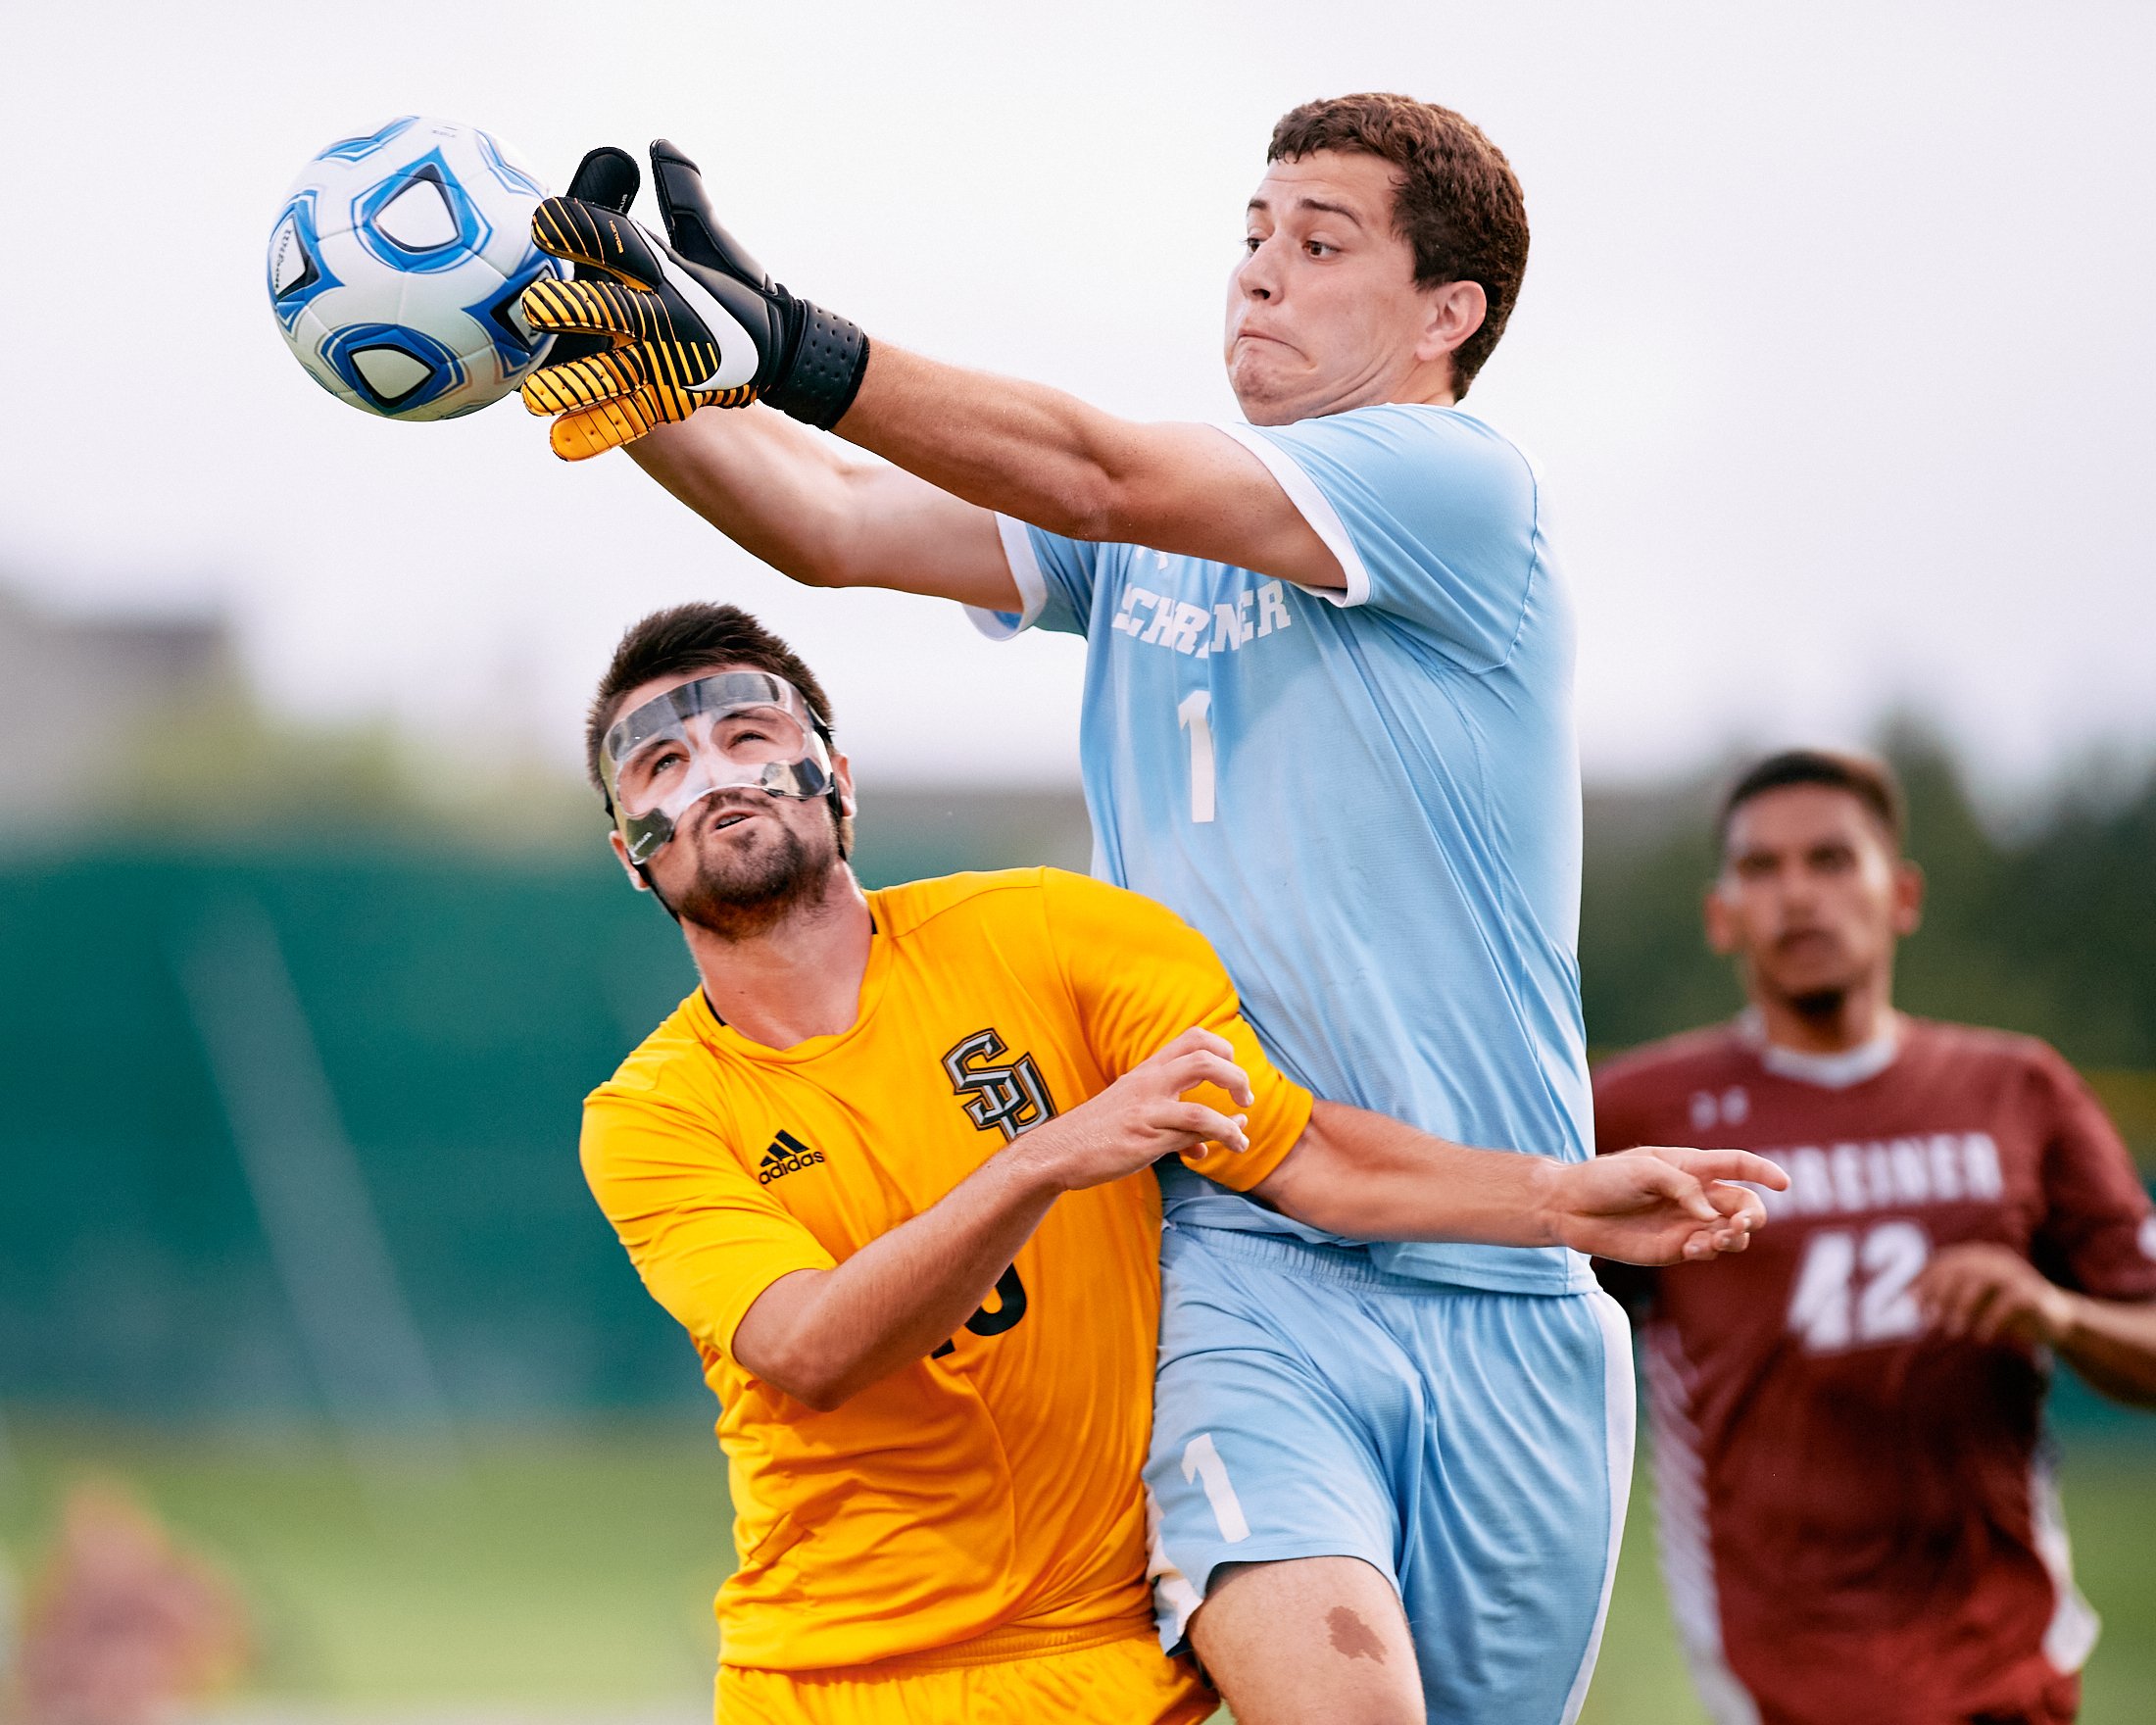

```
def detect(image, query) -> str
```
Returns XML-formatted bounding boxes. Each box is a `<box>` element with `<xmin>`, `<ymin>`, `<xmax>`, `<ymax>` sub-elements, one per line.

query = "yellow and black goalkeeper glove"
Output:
<box><xmin>529</xmin><ymin>143</ymin><xmax>642</xmax><ymax>375</ymax></box>
<box><xmin>519</xmin><ymin>139</ymin><xmax>869</xmax><ymax>462</ymax></box>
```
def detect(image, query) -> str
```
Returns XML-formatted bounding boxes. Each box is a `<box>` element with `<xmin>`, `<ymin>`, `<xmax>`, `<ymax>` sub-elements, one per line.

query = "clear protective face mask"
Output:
<box><xmin>601</xmin><ymin>670</ymin><xmax>836</xmax><ymax>865</ymax></box>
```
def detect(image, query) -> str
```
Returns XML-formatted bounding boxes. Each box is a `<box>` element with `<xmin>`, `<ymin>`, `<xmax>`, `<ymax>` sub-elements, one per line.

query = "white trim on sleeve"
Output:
<box><xmin>962</xmin><ymin>514</ymin><xmax>1051</xmax><ymax>641</ymax></box>
<box><xmin>1212</xmin><ymin>421</ymin><xmax>1372</xmax><ymax>608</ymax></box>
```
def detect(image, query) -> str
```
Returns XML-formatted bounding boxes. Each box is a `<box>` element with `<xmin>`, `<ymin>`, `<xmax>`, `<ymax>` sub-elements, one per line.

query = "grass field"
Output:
<box><xmin>2</xmin><ymin>1419</ymin><xmax>2150</xmax><ymax>1720</ymax></box>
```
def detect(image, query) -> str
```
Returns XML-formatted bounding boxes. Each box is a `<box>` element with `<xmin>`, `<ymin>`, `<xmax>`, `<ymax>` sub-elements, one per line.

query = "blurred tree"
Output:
<box><xmin>0</xmin><ymin>575</ymin><xmax>598</xmax><ymax>852</ymax></box>
<box><xmin>1988</xmin><ymin>767</ymin><xmax>2156</xmax><ymax>1069</ymax></box>
<box><xmin>96</xmin><ymin>671</ymin><xmax>597</xmax><ymax>851</ymax></box>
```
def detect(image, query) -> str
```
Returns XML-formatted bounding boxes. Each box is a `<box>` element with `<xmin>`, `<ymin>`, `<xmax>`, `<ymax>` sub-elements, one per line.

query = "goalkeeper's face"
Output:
<box><xmin>606</xmin><ymin>665</ymin><xmax>856</xmax><ymax>939</ymax></box>
<box><xmin>1226</xmin><ymin>150</ymin><xmax>1483</xmax><ymax>424</ymax></box>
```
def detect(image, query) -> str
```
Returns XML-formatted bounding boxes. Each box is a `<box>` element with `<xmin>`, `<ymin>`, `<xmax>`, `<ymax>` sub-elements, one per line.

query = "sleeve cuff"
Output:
<box><xmin>1184</xmin><ymin>1080</ymin><xmax>1314</xmax><ymax>1193</ymax></box>
<box><xmin>1213</xmin><ymin>422</ymin><xmax>1372</xmax><ymax>608</ymax></box>
<box><xmin>963</xmin><ymin>515</ymin><xmax>1051</xmax><ymax>640</ymax></box>
<box><xmin>716</xmin><ymin>1250</ymin><xmax>839</xmax><ymax>1364</ymax></box>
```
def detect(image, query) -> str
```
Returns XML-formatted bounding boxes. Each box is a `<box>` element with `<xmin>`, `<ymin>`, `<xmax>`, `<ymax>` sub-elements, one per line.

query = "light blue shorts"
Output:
<box><xmin>1144</xmin><ymin>1224</ymin><xmax>1635</xmax><ymax>1725</ymax></box>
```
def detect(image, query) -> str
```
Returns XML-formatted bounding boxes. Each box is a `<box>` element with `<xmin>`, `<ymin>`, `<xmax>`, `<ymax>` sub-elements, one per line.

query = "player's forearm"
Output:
<box><xmin>1256</xmin><ymin>1101</ymin><xmax>1562</xmax><ymax>1246</ymax></box>
<box><xmin>735</xmin><ymin>1149</ymin><xmax>1061</xmax><ymax>1410</ymax></box>
<box><xmin>841</xmin><ymin>345</ymin><xmax>1137</xmax><ymax>535</ymax></box>
<box><xmin>627</xmin><ymin>406</ymin><xmax>1019</xmax><ymax>608</ymax></box>
<box><xmin>842</xmin><ymin>345</ymin><xmax>1248</xmax><ymax>551</ymax></box>
<box><xmin>628</xmin><ymin>407</ymin><xmax>851</xmax><ymax>581</ymax></box>
<box><xmin>2054</xmin><ymin>1296</ymin><xmax>2156</xmax><ymax>1407</ymax></box>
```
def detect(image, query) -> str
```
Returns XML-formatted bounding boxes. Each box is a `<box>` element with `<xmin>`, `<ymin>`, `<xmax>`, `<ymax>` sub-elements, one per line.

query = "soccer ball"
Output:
<box><xmin>267</xmin><ymin>117</ymin><xmax>566</xmax><ymax>420</ymax></box>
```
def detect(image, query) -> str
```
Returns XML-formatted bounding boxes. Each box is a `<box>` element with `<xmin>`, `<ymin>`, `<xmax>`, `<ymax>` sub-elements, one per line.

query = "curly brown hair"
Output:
<box><xmin>1268</xmin><ymin>93</ymin><xmax>1529</xmax><ymax>396</ymax></box>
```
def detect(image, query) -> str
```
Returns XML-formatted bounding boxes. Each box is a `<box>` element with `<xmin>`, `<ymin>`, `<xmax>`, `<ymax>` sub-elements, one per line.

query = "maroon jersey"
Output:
<box><xmin>1594</xmin><ymin>1017</ymin><xmax>2156</xmax><ymax>1725</ymax></box>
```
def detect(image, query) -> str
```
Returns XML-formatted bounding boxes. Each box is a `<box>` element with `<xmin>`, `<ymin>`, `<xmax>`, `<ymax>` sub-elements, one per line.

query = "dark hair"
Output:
<box><xmin>586</xmin><ymin>603</ymin><xmax>850</xmax><ymax>853</ymax></box>
<box><xmin>1719</xmin><ymin>749</ymin><xmax>1905</xmax><ymax>854</ymax></box>
<box><xmin>1268</xmin><ymin>93</ymin><xmax>1529</xmax><ymax>396</ymax></box>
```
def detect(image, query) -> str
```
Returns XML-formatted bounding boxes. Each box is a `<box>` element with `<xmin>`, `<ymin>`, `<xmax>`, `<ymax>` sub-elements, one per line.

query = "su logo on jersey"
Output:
<box><xmin>943</xmin><ymin>1028</ymin><xmax>1058</xmax><ymax>1141</ymax></box>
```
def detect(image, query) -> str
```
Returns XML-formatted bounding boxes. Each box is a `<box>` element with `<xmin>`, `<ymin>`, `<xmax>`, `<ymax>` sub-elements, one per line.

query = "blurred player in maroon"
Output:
<box><xmin>1594</xmin><ymin>750</ymin><xmax>2156</xmax><ymax>1725</ymax></box>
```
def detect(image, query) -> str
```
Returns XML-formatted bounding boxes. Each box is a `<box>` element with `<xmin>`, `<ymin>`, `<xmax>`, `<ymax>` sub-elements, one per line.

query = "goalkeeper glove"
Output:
<box><xmin>537</xmin><ymin>143</ymin><xmax>642</xmax><ymax>372</ymax></box>
<box><xmin>518</xmin><ymin>139</ymin><xmax>870</xmax><ymax>461</ymax></box>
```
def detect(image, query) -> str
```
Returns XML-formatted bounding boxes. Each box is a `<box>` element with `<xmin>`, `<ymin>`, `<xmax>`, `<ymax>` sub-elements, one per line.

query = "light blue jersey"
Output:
<box><xmin>972</xmin><ymin>403</ymin><xmax>1592</xmax><ymax>1294</ymax></box>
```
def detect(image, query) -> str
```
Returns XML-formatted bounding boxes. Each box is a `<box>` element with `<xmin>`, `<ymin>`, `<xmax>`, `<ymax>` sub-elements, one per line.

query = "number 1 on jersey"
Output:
<box><xmin>1178</xmin><ymin>690</ymin><xmax>1217</xmax><ymax>824</ymax></box>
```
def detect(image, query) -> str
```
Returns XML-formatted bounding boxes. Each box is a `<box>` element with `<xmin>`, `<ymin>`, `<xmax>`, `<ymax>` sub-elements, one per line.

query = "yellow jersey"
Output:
<box><xmin>581</xmin><ymin>867</ymin><xmax>1313</xmax><ymax>1672</ymax></box>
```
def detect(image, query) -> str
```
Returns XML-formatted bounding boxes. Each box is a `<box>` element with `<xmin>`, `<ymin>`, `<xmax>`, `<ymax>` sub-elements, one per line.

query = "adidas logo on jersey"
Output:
<box><xmin>758</xmin><ymin>1129</ymin><xmax>826</xmax><ymax>1184</ymax></box>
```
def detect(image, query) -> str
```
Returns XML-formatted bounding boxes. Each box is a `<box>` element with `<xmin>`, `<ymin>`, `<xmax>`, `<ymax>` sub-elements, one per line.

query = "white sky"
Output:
<box><xmin>5</xmin><ymin>0</ymin><xmax>2153</xmax><ymax>791</ymax></box>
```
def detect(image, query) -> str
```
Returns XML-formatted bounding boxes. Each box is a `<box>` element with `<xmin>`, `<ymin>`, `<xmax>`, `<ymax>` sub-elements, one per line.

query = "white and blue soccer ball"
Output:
<box><xmin>267</xmin><ymin>117</ymin><xmax>566</xmax><ymax>420</ymax></box>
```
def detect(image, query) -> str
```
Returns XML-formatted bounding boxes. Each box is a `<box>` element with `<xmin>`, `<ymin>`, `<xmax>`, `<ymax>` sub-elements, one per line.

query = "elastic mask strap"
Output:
<box><xmin>636</xmin><ymin>858</ymin><xmax>683</xmax><ymax>921</ymax></box>
<box><xmin>815</xmin><ymin>720</ymin><xmax>849</xmax><ymax>858</ymax></box>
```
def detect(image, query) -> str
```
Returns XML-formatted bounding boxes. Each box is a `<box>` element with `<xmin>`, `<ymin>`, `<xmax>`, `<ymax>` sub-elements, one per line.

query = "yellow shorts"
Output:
<box><xmin>717</xmin><ymin>1625</ymin><xmax>1216</xmax><ymax>1724</ymax></box>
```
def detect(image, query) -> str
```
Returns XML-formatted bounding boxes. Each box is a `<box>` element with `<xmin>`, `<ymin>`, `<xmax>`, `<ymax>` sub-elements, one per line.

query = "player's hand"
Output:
<box><xmin>530</xmin><ymin>145</ymin><xmax>644</xmax><ymax>377</ymax></box>
<box><xmin>517</xmin><ymin>138</ymin><xmax>870</xmax><ymax>461</ymax></box>
<box><xmin>1553</xmin><ymin>1147</ymin><xmax>1788</xmax><ymax>1265</ymax></box>
<box><xmin>1915</xmin><ymin>1242</ymin><xmax>2080</xmax><ymax>1348</ymax></box>
<box><xmin>1014</xmin><ymin>1027</ymin><xmax>1253</xmax><ymax>1194</ymax></box>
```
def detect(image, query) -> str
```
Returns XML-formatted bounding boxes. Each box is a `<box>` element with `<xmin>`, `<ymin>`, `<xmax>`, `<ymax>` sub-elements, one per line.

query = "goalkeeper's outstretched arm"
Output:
<box><xmin>625</xmin><ymin>357</ymin><xmax>1340</xmax><ymax>611</ymax></box>
<box><xmin>521</xmin><ymin>139</ymin><xmax>1347</xmax><ymax>604</ymax></box>
<box><xmin>625</xmin><ymin>404</ymin><xmax>1024</xmax><ymax>612</ymax></box>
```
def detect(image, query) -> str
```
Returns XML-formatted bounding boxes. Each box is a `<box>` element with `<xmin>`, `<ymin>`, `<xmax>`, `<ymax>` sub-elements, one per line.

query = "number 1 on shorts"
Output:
<box><xmin>1181</xmin><ymin>1431</ymin><xmax>1250</xmax><ymax>1544</ymax></box>
<box><xmin>1178</xmin><ymin>690</ymin><xmax>1217</xmax><ymax>823</ymax></box>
